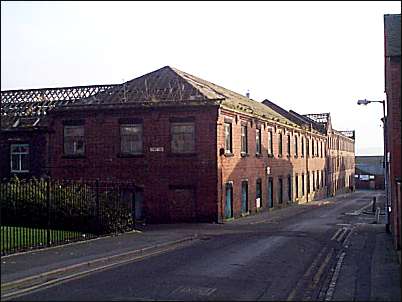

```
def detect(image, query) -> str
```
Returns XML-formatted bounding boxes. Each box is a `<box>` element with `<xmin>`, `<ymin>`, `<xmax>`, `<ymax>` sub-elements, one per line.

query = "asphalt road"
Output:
<box><xmin>12</xmin><ymin>191</ymin><xmax>379</xmax><ymax>301</ymax></box>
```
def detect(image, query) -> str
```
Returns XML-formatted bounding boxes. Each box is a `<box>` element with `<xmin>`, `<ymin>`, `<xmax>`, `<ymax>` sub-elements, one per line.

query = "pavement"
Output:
<box><xmin>1</xmin><ymin>191</ymin><xmax>401</xmax><ymax>301</ymax></box>
<box><xmin>331</xmin><ymin>192</ymin><xmax>401</xmax><ymax>301</ymax></box>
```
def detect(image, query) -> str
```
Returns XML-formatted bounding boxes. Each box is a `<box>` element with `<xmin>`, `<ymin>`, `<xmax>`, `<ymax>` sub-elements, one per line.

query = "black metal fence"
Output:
<box><xmin>0</xmin><ymin>177</ymin><xmax>137</xmax><ymax>255</ymax></box>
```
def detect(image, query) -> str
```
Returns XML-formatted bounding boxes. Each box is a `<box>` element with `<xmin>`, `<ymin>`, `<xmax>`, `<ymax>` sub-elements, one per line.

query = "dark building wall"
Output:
<box><xmin>49</xmin><ymin>106</ymin><xmax>219</xmax><ymax>223</ymax></box>
<box><xmin>386</xmin><ymin>56</ymin><xmax>401</xmax><ymax>249</ymax></box>
<box><xmin>0</xmin><ymin>129</ymin><xmax>49</xmax><ymax>179</ymax></box>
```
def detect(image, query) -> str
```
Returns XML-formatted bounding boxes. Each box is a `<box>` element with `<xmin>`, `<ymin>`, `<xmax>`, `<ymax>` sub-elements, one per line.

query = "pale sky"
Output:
<box><xmin>1</xmin><ymin>1</ymin><xmax>401</xmax><ymax>155</ymax></box>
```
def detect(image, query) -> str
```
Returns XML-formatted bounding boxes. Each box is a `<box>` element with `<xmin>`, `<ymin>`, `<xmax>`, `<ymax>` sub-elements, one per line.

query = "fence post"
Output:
<box><xmin>95</xmin><ymin>179</ymin><xmax>100</xmax><ymax>234</ymax></box>
<box><xmin>46</xmin><ymin>178</ymin><xmax>51</xmax><ymax>247</ymax></box>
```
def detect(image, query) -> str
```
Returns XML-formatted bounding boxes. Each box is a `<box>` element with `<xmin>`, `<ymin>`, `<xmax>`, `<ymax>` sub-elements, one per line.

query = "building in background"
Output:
<box><xmin>355</xmin><ymin>156</ymin><xmax>385</xmax><ymax>190</ymax></box>
<box><xmin>384</xmin><ymin>14</ymin><xmax>401</xmax><ymax>251</ymax></box>
<box><xmin>1</xmin><ymin>66</ymin><xmax>355</xmax><ymax>223</ymax></box>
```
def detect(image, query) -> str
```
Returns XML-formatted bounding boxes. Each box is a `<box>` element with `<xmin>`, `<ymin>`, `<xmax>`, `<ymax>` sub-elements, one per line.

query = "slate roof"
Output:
<box><xmin>356</xmin><ymin>156</ymin><xmax>384</xmax><ymax>175</ymax></box>
<box><xmin>384</xmin><ymin>14</ymin><xmax>401</xmax><ymax>57</ymax></box>
<box><xmin>61</xmin><ymin>66</ymin><xmax>298</xmax><ymax>127</ymax></box>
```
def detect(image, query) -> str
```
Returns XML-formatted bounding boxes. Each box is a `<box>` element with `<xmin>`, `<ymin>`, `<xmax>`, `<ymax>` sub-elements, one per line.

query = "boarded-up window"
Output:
<box><xmin>224</xmin><ymin>122</ymin><xmax>232</xmax><ymax>154</ymax></box>
<box><xmin>64</xmin><ymin>125</ymin><xmax>85</xmax><ymax>155</ymax></box>
<box><xmin>120</xmin><ymin>124</ymin><xmax>143</xmax><ymax>154</ymax></box>
<box><xmin>268</xmin><ymin>130</ymin><xmax>273</xmax><ymax>156</ymax></box>
<box><xmin>278</xmin><ymin>133</ymin><xmax>283</xmax><ymax>156</ymax></box>
<box><xmin>241</xmin><ymin>125</ymin><xmax>248</xmax><ymax>154</ymax></box>
<box><xmin>10</xmin><ymin>144</ymin><xmax>29</xmax><ymax>172</ymax></box>
<box><xmin>256</xmin><ymin>128</ymin><xmax>262</xmax><ymax>155</ymax></box>
<box><xmin>171</xmin><ymin>122</ymin><xmax>195</xmax><ymax>153</ymax></box>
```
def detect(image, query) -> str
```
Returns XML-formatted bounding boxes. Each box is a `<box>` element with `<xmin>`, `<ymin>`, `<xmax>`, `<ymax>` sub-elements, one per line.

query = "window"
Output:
<box><xmin>278</xmin><ymin>178</ymin><xmax>283</xmax><ymax>204</ymax></box>
<box><xmin>278</xmin><ymin>132</ymin><xmax>283</xmax><ymax>156</ymax></box>
<box><xmin>312</xmin><ymin>139</ymin><xmax>315</xmax><ymax>157</ymax></box>
<box><xmin>256</xmin><ymin>178</ymin><xmax>262</xmax><ymax>208</ymax></box>
<box><xmin>301</xmin><ymin>137</ymin><xmax>305</xmax><ymax>157</ymax></box>
<box><xmin>10</xmin><ymin>144</ymin><xmax>29</xmax><ymax>173</ymax></box>
<box><xmin>323</xmin><ymin>170</ymin><xmax>326</xmax><ymax>186</ymax></box>
<box><xmin>241</xmin><ymin>181</ymin><xmax>248</xmax><ymax>214</ymax></box>
<box><xmin>295</xmin><ymin>174</ymin><xmax>299</xmax><ymax>199</ymax></box>
<box><xmin>312</xmin><ymin>171</ymin><xmax>316</xmax><ymax>191</ymax></box>
<box><xmin>241</xmin><ymin>125</ymin><xmax>248</xmax><ymax>154</ymax></box>
<box><xmin>64</xmin><ymin>125</ymin><xmax>85</xmax><ymax>156</ymax></box>
<box><xmin>171</xmin><ymin>122</ymin><xmax>195</xmax><ymax>153</ymax></box>
<box><xmin>294</xmin><ymin>135</ymin><xmax>298</xmax><ymax>157</ymax></box>
<box><xmin>288</xmin><ymin>175</ymin><xmax>292</xmax><ymax>202</ymax></box>
<box><xmin>121</xmin><ymin>124</ymin><xmax>143</xmax><ymax>154</ymax></box>
<box><xmin>268</xmin><ymin>130</ymin><xmax>273</xmax><ymax>156</ymax></box>
<box><xmin>287</xmin><ymin>134</ymin><xmax>291</xmax><ymax>157</ymax></box>
<box><xmin>306</xmin><ymin>139</ymin><xmax>310</xmax><ymax>157</ymax></box>
<box><xmin>317</xmin><ymin>170</ymin><xmax>320</xmax><ymax>188</ymax></box>
<box><xmin>321</xmin><ymin>141</ymin><xmax>323</xmax><ymax>157</ymax></box>
<box><xmin>307</xmin><ymin>173</ymin><xmax>310</xmax><ymax>193</ymax></box>
<box><xmin>256</xmin><ymin>128</ymin><xmax>262</xmax><ymax>155</ymax></box>
<box><xmin>224</xmin><ymin>122</ymin><xmax>232</xmax><ymax>154</ymax></box>
<box><xmin>302</xmin><ymin>173</ymin><xmax>305</xmax><ymax>196</ymax></box>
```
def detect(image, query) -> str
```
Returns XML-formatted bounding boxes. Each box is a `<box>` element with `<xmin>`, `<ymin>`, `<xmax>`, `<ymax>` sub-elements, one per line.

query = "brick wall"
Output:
<box><xmin>216</xmin><ymin>109</ymin><xmax>329</xmax><ymax>221</ymax></box>
<box><xmin>386</xmin><ymin>56</ymin><xmax>401</xmax><ymax>250</ymax></box>
<box><xmin>0</xmin><ymin>129</ymin><xmax>49</xmax><ymax>179</ymax></box>
<box><xmin>49</xmin><ymin>106</ymin><xmax>219</xmax><ymax>223</ymax></box>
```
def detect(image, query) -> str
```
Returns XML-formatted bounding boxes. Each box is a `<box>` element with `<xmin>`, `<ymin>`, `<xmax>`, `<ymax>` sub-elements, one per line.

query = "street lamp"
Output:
<box><xmin>357</xmin><ymin>98</ymin><xmax>390</xmax><ymax>233</ymax></box>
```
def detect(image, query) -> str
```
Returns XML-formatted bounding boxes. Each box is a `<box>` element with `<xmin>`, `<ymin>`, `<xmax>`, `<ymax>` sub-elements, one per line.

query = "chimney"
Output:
<box><xmin>246</xmin><ymin>90</ymin><xmax>250</xmax><ymax>98</ymax></box>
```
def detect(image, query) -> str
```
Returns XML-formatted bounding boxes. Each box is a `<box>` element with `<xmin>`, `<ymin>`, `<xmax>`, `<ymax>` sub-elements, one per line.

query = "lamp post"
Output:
<box><xmin>357</xmin><ymin>98</ymin><xmax>390</xmax><ymax>233</ymax></box>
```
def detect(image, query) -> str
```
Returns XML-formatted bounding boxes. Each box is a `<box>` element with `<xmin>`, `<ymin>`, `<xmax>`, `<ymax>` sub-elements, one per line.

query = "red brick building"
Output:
<box><xmin>384</xmin><ymin>14</ymin><xmax>401</xmax><ymax>251</ymax></box>
<box><xmin>1</xmin><ymin>66</ymin><xmax>355</xmax><ymax>223</ymax></box>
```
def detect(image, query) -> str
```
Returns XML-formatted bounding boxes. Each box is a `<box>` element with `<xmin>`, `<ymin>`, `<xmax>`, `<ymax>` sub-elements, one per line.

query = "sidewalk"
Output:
<box><xmin>331</xmin><ymin>193</ymin><xmax>401</xmax><ymax>301</ymax></box>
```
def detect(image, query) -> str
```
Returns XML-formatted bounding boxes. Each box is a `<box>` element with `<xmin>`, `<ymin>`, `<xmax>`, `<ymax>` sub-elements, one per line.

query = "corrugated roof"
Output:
<box><xmin>384</xmin><ymin>14</ymin><xmax>401</xmax><ymax>57</ymax></box>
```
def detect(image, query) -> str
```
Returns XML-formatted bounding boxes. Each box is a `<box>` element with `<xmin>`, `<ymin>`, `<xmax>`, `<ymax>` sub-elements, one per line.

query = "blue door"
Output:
<box><xmin>241</xmin><ymin>181</ymin><xmax>248</xmax><ymax>214</ymax></box>
<box><xmin>133</xmin><ymin>190</ymin><xmax>144</xmax><ymax>220</ymax></box>
<box><xmin>268</xmin><ymin>178</ymin><xmax>273</xmax><ymax>208</ymax></box>
<box><xmin>225</xmin><ymin>183</ymin><xmax>233</xmax><ymax>219</ymax></box>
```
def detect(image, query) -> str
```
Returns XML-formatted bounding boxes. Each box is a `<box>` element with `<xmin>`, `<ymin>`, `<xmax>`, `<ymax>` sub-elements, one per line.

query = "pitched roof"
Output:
<box><xmin>65</xmin><ymin>66</ymin><xmax>298</xmax><ymax>126</ymax></box>
<box><xmin>1</xmin><ymin>66</ymin><xmax>299</xmax><ymax>129</ymax></box>
<box><xmin>384</xmin><ymin>14</ymin><xmax>401</xmax><ymax>57</ymax></box>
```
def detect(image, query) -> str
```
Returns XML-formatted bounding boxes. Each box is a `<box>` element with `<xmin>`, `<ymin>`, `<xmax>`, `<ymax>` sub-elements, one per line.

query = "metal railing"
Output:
<box><xmin>0</xmin><ymin>177</ymin><xmax>136</xmax><ymax>255</ymax></box>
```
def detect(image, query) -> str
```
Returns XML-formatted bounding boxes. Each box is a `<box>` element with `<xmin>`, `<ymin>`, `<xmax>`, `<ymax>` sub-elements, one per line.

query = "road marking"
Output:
<box><xmin>286</xmin><ymin>246</ymin><xmax>328</xmax><ymax>301</ymax></box>
<box><xmin>171</xmin><ymin>286</ymin><xmax>217</xmax><ymax>297</ymax></box>
<box><xmin>324</xmin><ymin>252</ymin><xmax>346</xmax><ymax>301</ymax></box>
<box><xmin>336</xmin><ymin>228</ymin><xmax>348</xmax><ymax>243</ymax></box>
<box><xmin>330</xmin><ymin>228</ymin><xmax>343</xmax><ymax>241</ymax></box>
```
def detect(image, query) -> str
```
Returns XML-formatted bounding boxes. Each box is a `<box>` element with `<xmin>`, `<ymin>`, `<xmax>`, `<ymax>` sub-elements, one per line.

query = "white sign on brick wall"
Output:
<box><xmin>150</xmin><ymin>147</ymin><xmax>164</xmax><ymax>152</ymax></box>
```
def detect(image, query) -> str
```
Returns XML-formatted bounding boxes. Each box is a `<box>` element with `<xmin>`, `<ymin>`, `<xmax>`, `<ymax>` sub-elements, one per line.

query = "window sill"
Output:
<box><xmin>11</xmin><ymin>170</ymin><xmax>29</xmax><ymax>174</ymax></box>
<box><xmin>62</xmin><ymin>155</ymin><xmax>86</xmax><ymax>159</ymax></box>
<box><xmin>117</xmin><ymin>153</ymin><xmax>144</xmax><ymax>158</ymax></box>
<box><xmin>240</xmin><ymin>153</ymin><xmax>249</xmax><ymax>158</ymax></box>
<box><xmin>294</xmin><ymin>155</ymin><xmax>299</xmax><ymax>159</ymax></box>
<box><xmin>267</xmin><ymin>154</ymin><xmax>274</xmax><ymax>158</ymax></box>
<box><xmin>224</xmin><ymin>153</ymin><xmax>234</xmax><ymax>157</ymax></box>
<box><xmin>278</xmin><ymin>154</ymin><xmax>283</xmax><ymax>158</ymax></box>
<box><xmin>255</xmin><ymin>154</ymin><xmax>262</xmax><ymax>158</ymax></box>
